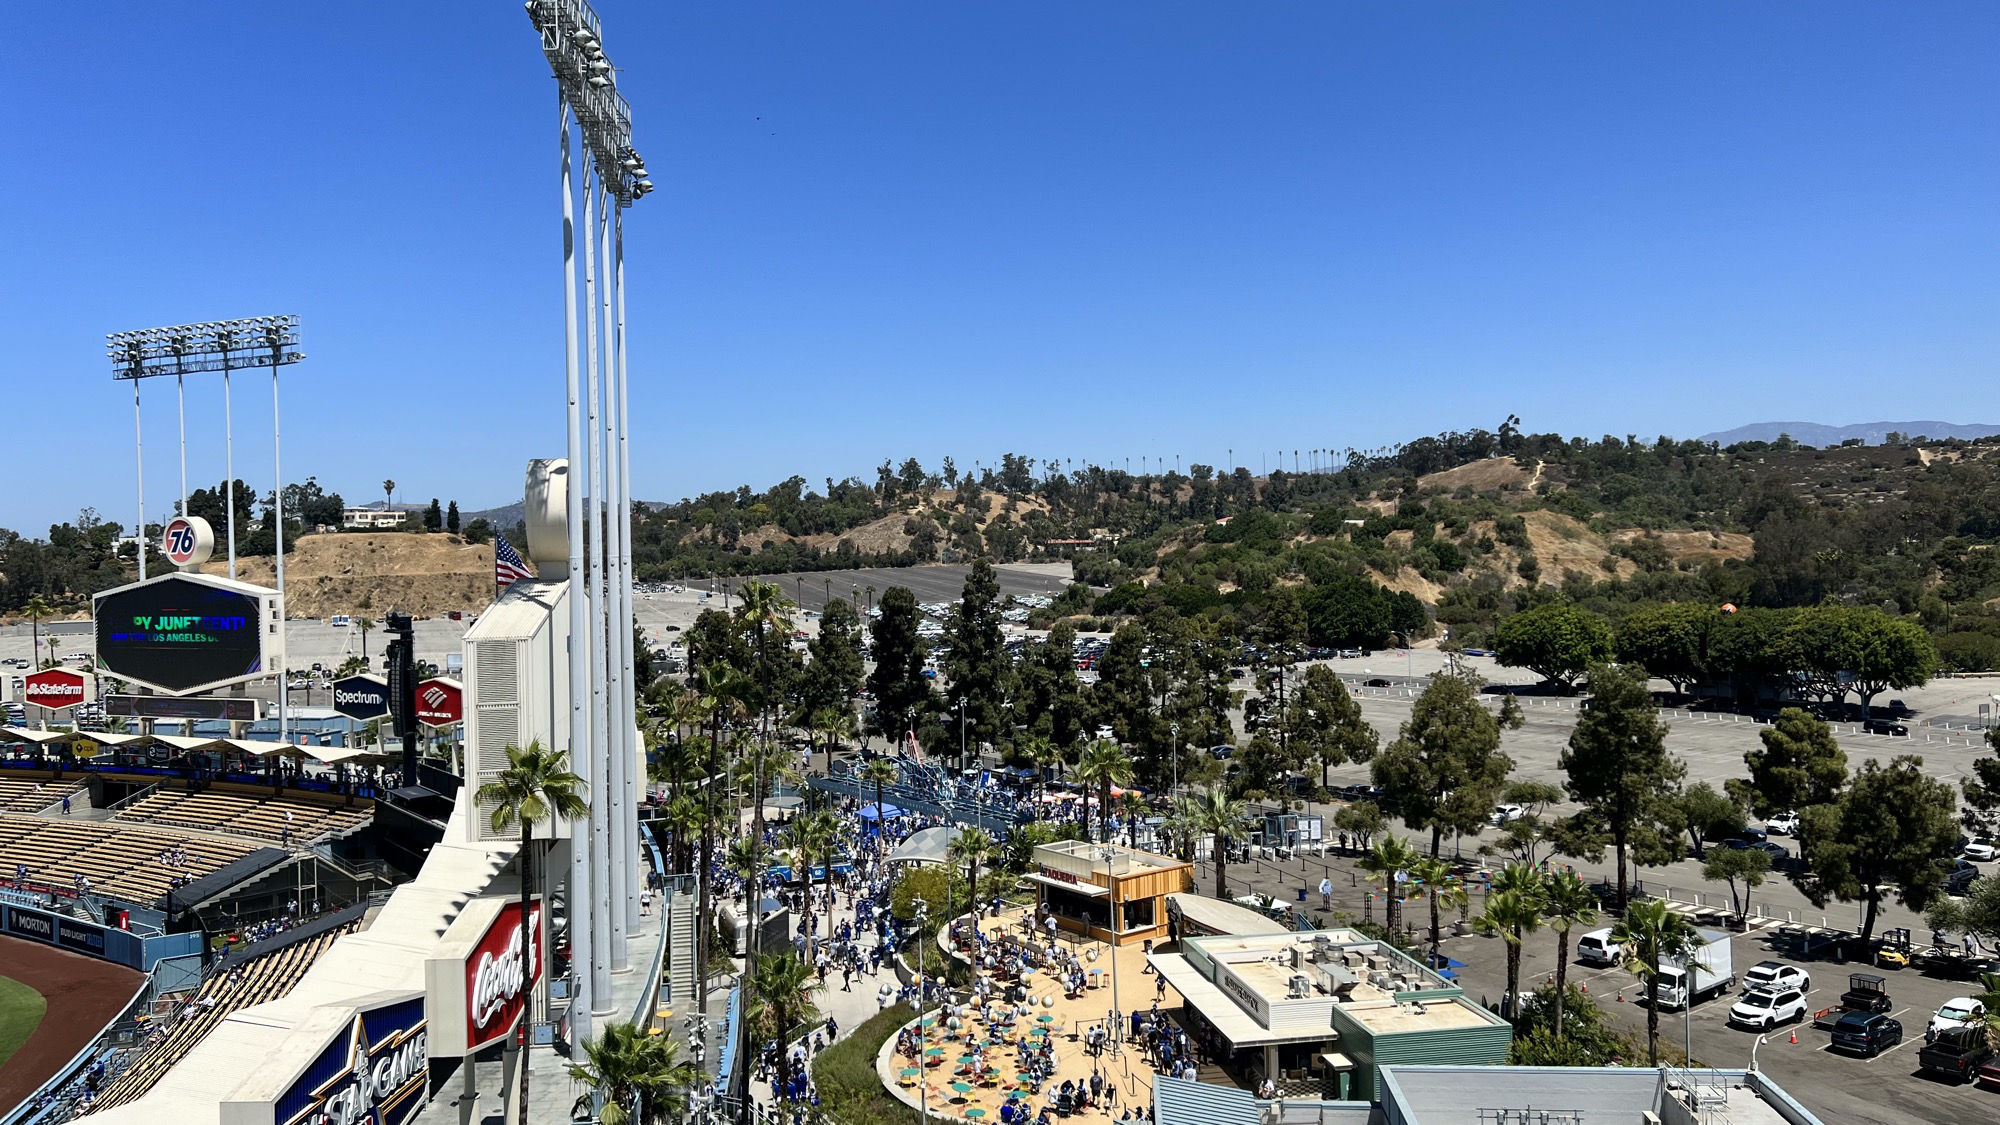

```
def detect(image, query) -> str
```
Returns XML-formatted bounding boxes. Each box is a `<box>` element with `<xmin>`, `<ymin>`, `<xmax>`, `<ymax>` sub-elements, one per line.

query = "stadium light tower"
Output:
<box><xmin>106</xmin><ymin>316</ymin><xmax>304</xmax><ymax>580</ymax></box>
<box><xmin>525</xmin><ymin>0</ymin><xmax>651</xmax><ymax>1048</ymax></box>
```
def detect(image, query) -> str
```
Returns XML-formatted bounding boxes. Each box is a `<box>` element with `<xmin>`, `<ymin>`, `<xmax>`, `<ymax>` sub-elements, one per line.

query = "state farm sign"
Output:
<box><xmin>465</xmin><ymin>900</ymin><xmax>541</xmax><ymax>1052</ymax></box>
<box><xmin>415</xmin><ymin>677</ymin><xmax>462</xmax><ymax>727</ymax></box>
<box><xmin>24</xmin><ymin>670</ymin><xmax>87</xmax><ymax>711</ymax></box>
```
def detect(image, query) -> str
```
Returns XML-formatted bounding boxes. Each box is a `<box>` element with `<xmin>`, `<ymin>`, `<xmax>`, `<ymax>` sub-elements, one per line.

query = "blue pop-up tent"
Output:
<box><xmin>856</xmin><ymin>802</ymin><xmax>905</xmax><ymax>821</ymax></box>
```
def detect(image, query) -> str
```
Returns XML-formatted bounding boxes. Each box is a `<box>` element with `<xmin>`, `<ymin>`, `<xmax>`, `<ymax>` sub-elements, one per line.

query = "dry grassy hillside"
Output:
<box><xmin>196</xmin><ymin>532</ymin><xmax>498</xmax><ymax>619</ymax></box>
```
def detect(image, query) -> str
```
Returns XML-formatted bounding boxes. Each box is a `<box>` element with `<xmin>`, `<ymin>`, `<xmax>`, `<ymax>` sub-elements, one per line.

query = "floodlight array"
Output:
<box><xmin>525</xmin><ymin>0</ymin><xmax>652</xmax><ymax>204</ymax></box>
<box><xmin>106</xmin><ymin>315</ymin><xmax>304</xmax><ymax>380</ymax></box>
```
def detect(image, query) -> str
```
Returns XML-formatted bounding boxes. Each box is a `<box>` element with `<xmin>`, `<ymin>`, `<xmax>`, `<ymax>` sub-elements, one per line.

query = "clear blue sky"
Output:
<box><xmin>4</xmin><ymin>2</ymin><xmax>1996</xmax><ymax>535</ymax></box>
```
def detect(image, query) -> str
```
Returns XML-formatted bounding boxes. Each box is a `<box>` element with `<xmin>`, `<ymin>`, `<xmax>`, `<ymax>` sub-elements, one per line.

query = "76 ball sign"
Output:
<box><xmin>161</xmin><ymin>516</ymin><xmax>215</xmax><ymax>568</ymax></box>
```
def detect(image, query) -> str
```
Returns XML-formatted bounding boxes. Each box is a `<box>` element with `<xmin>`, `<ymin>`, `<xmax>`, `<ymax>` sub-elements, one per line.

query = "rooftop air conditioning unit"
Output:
<box><xmin>463</xmin><ymin>580</ymin><xmax>572</xmax><ymax>844</ymax></box>
<box><xmin>1288</xmin><ymin>973</ymin><xmax>1313</xmax><ymax>999</ymax></box>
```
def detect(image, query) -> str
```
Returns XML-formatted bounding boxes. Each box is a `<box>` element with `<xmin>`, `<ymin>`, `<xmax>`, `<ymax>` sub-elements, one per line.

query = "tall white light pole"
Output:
<box><xmin>582</xmin><ymin>165</ymin><xmax>618</xmax><ymax>1004</ymax></box>
<box><xmin>597</xmin><ymin>184</ymin><xmax>631</xmax><ymax>971</ymax></box>
<box><xmin>614</xmin><ymin>205</ymin><xmax>641</xmax><ymax>932</ymax></box>
<box><xmin>558</xmin><ymin>101</ymin><xmax>597</xmax><ymax>1044</ymax></box>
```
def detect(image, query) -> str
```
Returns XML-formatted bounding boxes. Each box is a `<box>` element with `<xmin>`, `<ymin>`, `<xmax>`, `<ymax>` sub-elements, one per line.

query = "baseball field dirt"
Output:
<box><xmin>0</xmin><ymin>936</ymin><xmax>143</xmax><ymax>1112</ymax></box>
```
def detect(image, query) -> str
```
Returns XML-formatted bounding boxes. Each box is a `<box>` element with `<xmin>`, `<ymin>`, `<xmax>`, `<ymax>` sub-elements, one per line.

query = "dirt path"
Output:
<box><xmin>0</xmin><ymin>936</ymin><xmax>144</xmax><ymax>1112</ymax></box>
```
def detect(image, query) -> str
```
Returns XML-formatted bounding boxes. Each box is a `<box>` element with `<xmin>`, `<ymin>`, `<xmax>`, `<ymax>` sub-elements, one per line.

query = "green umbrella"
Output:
<box><xmin>952</xmin><ymin>1082</ymin><xmax>973</xmax><ymax>1094</ymax></box>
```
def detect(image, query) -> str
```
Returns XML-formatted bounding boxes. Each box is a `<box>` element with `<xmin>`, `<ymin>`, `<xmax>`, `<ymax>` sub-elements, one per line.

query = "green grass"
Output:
<box><xmin>0</xmin><ymin>975</ymin><xmax>47</xmax><ymax>1070</ymax></box>
<box><xmin>812</xmin><ymin>1003</ymin><xmax>922</xmax><ymax>1124</ymax></box>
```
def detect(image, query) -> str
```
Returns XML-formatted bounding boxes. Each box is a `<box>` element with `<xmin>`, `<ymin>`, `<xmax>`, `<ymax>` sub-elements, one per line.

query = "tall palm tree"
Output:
<box><xmin>1474</xmin><ymin>888</ymin><xmax>1542</xmax><ymax>1024</ymax></box>
<box><xmin>663</xmin><ymin>793</ymin><xmax>703</xmax><ymax>876</ymax></box>
<box><xmin>723</xmin><ymin>832</ymin><xmax>773</xmax><ymax>1111</ymax></box>
<box><xmin>746</xmin><ymin>951</ymin><xmax>821</xmax><ymax>1106</ymax></box>
<box><xmin>733</xmin><ymin>579</ymin><xmax>795</xmax><ymax>739</ymax></box>
<box><xmin>859</xmin><ymin>758</ymin><xmax>899</xmax><ymax>824</ymax></box>
<box><xmin>692</xmin><ymin>664</ymin><xmax>750</xmax><ymax>1014</ymax></box>
<box><xmin>1016</xmin><ymin>732</ymin><xmax>1058</xmax><ymax>807</ymax></box>
<box><xmin>475</xmin><ymin>738</ymin><xmax>588</xmax><ymax>1125</ymax></box>
<box><xmin>1178</xmin><ymin>787</ymin><xmax>1250</xmax><ymax>900</ymax></box>
<box><xmin>1118</xmin><ymin>791</ymin><xmax>1149</xmax><ymax>849</ymax></box>
<box><xmin>1611</xmin><ymin>899</ymin><xmax>1702</xmax><ymax>1065</ymax></box>
<box><xmin>949</xmin><ymin>828</ymin><xmax>993</xmax><ymax>919</ymax></box>
<box><xmin>1074</xmin><ymin>738</ymin><xmax>1134</xmax><ymax>843</ymax></box>
<box><xmin>1408</xmin><ymin>855</ymin><xmax>1465</xmax><ymax>966</ymax></box>
<box><xmin>567</xmin><ymin>1021</ymin><xmax>703</xmax><ymax>1125</ymax></box>
<box><xmin>785</xmin><ymin>808</ymin><xmax>843</xmax><ymax>944</ymax></box>
<box><xmin>1538</xmin><ymin>870</ymin><xmax>1599</xmax><ymax>1040</ymax></box>
<box><xmin>382</xmin><ymin>479</ymin><xmax>396</xmax><ymax>512</ymax></box>
<box><xmin>1359</xmin><ymin>835</ymin><xmax>1423</xmax><ymax>938</ymax></box>
<box><xmin>23</xmin><ymin>596</ymin><xmax>51</xmax><ymax>679</ymax></box>
<box><xmin>811</xmin><ymin>704</ymin><xmax>854</xmax><ymax>775</ymax></box>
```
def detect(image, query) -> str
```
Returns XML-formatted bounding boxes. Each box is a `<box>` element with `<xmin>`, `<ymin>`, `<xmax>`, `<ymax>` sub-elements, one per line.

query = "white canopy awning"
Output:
<box><xmin>1025</xmin><ymin>873</ymin><xmax>1109</xmax><ymax>897</ymax></box>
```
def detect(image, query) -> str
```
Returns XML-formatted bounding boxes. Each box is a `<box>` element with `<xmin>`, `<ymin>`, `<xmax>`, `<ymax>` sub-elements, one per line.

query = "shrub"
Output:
<box><xmin>813</xmin><ymin>1003</ymin><xmax>922</xmax><ymax>1124</ymax></box>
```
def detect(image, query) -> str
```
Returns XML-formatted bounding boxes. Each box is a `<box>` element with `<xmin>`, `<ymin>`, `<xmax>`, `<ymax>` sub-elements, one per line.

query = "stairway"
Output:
<box><xmin>667</xmin><ymin>887</ymin><xmax>697</xmax><ymax>1010</ymax></box>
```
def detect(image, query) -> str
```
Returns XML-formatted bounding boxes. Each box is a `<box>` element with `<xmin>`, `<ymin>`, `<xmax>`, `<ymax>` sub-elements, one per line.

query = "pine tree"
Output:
<box><xmin>943</xmin><ymin>558</ymin><xmax>1010</xmax><ymax>769</ymax></box>
<box><xmin>446</xmin><ymin>500</ymin><xmax>461</xmax><ymax>535</ymax></box>
<box><xmin>423</xmin><ymin>498</ymin><xmax>443</xmax><ymax>531</ymax></box>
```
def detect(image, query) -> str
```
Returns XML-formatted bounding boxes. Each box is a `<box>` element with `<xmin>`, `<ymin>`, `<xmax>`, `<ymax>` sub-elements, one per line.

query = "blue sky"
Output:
<box><xmin>4</xmin><ymin>2</ymin><xmax>1996</xmax><ymax>535</ymax></box>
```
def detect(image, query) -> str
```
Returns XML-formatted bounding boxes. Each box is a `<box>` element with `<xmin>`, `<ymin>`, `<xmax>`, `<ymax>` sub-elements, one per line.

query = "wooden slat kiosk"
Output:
<box><xmin>1026</xmin><ymin>840</ymin><xmax>1191</xmax><ymax>946</ymax></box>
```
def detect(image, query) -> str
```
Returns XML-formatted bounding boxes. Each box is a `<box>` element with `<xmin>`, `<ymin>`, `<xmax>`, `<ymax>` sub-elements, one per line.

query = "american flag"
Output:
<box><xmin>495</xmin><ymin>536</ymin><xmax>535</xmax><ymax>593</ymax></box>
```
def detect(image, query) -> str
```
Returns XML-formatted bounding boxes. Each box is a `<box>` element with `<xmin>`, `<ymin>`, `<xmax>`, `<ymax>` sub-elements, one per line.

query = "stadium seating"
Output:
<box><xmin>0</xmin><ymin>776</ymin><xmax>85</xmax><ymax>813</ymax></box>
<box><xmin>81</xmin><ymin>924</ymin><xmax>351</xmax><ymax>1115</ymax></box>
<box><xmin>0</xmin><ymin>815</ymin><xmax>259</xmax><ymax>904</ymax></box>
<box><xmin>112</xmin><ymin>789</ymin><xmax>370</xmax><ymax>847</ymax></box>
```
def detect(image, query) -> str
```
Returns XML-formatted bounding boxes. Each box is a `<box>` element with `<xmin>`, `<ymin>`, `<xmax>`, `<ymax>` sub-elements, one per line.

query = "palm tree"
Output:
<box><xmin>663</xmin><ymin>793</ymin><xmax>703</xmax><ymax>876</ymax></box>
<box><xmin>859</xmin><ymin>758</ymin><xmax>899</xmax><ymax>824</ymax></box>
<box><xmin>949</xmin><ymin>828</ymin><xmax>993</xmax><ymax>920</ymax></box>
<box><xmin>475</xmin><ymin>739</ymin><xmax>588</xmax><ymax>1125</ymax></box>
<box><xmin>811</xmin><ymin>704</ymin><xmax>854</xmax><ymax>775</ymax></box>
<box><xmin>786</xmin><ymin>807</ymin><xmax>843</xmax><ymax>943</ymax></box>
<box><xmin>1359</xmin><ymin>835</ymin><xmax>1423</xmax><ymax>938</ymax></box>
<box><xmin>1016</xmin><ymin>732</ymin><xmax>1058</xmax><ymax>806</ymax></box>
<box><xmin>1177</xmin><ymin>787</ymin><xmax>1250</xmax><ymax>900</ymax></box>
<box><xmin>723</xmin><ymin>831</ymin><xmax>774</xmax><ymax>1110</ymax></box>
<box><xmin>1118</xmin><ymin>791</ymin><xmax>1149</xmax><ymax>849</ymax></box>
<box><xmin>382</xmin><ymin>479</ymin><xmax>396</xmax><ymax>513</ymax></box>
<box><xmin>746</xmin><ymin>951</ymin><xmax>821</xmax><ymax>1106</ymax></box>
<box><xmin>1538</xmin><ymin>870</ymin><xmax>1599</xmax><ymax>1040</ymax></box>
<box><xmin>1611</xmin><ymin>899</ymin><xmax>1702</xmax><ymax>1065</ymax></box>
<box><xmin>1408</xmin><ymin>855</ymin><xmax>1465</xmax><ymax>966</ymax></box>
<box><xmin>567</xmin><ymin>1021</ymin><xmax>703</xmax><ymax>1125</ymax></box>
<box><xmin>692</xmin><ymin>664</ymin><xmax>750</xmax><ymax>1014</ymax></box>
<box><xmin>1474</xmin><ymin>888</ymin><xmax>1543</xmax><ymax>1024</ymax></box>
<box><xmin>733</xmin><ymin>579</ymin><xmax>795</xmax><ymax>739</ymax></box>
<box><xmin>23</xmin><ymin>596</ymin><xmax>50</xmax><ymax>679</ymax></box>
<box><xmin>1074</xmin><ymin>738</ymin><xmax>1134</xmax><ymax>843</ymax></box>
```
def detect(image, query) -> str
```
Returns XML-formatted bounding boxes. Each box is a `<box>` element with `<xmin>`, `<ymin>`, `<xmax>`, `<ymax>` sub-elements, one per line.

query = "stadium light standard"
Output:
<box><xmin>107</xmin><ymin>316</ymin><xmax>304</xmax><ymax>581</ymax></box>
<box><xmin>525</xmin><ymin>0</ymin><xmax>651</xmax><ymax>1041</ymax></box>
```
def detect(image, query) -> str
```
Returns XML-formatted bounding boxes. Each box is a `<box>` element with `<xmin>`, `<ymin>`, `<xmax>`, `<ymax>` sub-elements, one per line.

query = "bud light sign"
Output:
<box><xmin>330</xmin><ymin>674</ymin><xmax>390</xmax><ymax>722</ymax></box>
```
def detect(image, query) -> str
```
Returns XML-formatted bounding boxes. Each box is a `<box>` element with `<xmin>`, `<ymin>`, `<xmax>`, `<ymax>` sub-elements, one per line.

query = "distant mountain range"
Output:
<box><xmin>1697</xmin><ymin>420</ymin><xmax>2000</xmax><ymax>447</ymax></box>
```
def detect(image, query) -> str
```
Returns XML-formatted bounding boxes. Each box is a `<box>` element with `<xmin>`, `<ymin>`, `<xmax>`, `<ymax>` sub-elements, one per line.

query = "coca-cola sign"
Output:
<box><xmin>24</xmin><ymin>670</ymin><xmax>87</xmax><ymax>711</ymax></box>
<box><xmin>464</xmin><ymin>900</ymin><xmax>541</xmax><ymax>1051</ymax></box>
<box><xmin>414</xmin><ymin>677</ymin><xmax>462</xmax><ymax>727</ymax></box>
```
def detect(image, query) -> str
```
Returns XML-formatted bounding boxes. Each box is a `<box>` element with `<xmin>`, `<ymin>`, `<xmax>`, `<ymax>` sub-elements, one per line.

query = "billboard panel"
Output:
<box><xmin>93</xmin><ymin>573</ymin><xmax>275</xmax><ymax>696</ymax></box>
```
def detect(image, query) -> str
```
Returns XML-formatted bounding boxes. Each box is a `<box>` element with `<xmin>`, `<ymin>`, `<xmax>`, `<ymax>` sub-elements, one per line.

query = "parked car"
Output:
<box><xmin>1207</xmin><ymin>745</ymin><xmax>1234</xmax><ymax>761</ymax></box>
<box><xmin>1363</xmin><ymin>678</ymin><xmax>1392</xmax><ymax>688</ymax></box>
<box><xmin>1978</xmin><ymin>1058</ymin><xmax>2000</xmax><ymax>1092</ymax></box>
<box><xmin>1930</xmin><ymin>997</ymin><xmax>1989</xmax><ymax>1038</ymax></box>
<box><xmin>1918</xmin><ymin>1025</ymin><xmax>1993</xmax><ymax>1083</ymax></box>
<box><xmin>1765</xmin><ymin>811</ymin><xmax>1799</xmax><ymax>836</ymax></box>
<box><xmin>1742</xmin><ymin>961</ymin><xmax>1810</xmax><ymax>993</ymax></box>
<box><xmin>1729</xmin><ymin>987</ymin><xmax>1807</xmax><ymax>1030</ymax></box>
<box><xmin>1489</xmin><ymin>804</ymin><xmax>1526</xmax><ymax>826</ymax></box>
<box><xmin>1863</xmin><ymin>718</ymin><xmax>1908</xmax><ymax>736</ymax></box>
<box><xmin>1576</xmin><ymin>928</ymin><xmax>1624</xmax><ymax>967</ymax></box>
<box><xmin>1965</xmin><ymin>840</ymin><xmax>1998</xmax><ymax>862</ymax></box>
<box><xmin>1829</xmin><ymin>1011</ymin><xmax>1903</xmax><ymax>1056</ymax></box>
<box><xmin>1945</xmin><ymin>861</ymin><xmax>1983</xmax><ymax>896</ymax></box>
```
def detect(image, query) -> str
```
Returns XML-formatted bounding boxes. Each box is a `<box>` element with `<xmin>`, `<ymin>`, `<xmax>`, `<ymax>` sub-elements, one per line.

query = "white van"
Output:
<box><xmin>1576</xmin><ymin>928</ymin><xmax>1623</xmax><ymax>967</ymax></box>
<box><xmin>329</xmin><ymin>615</ymin><xmax>352</xmax><ymax>628</ymax></box>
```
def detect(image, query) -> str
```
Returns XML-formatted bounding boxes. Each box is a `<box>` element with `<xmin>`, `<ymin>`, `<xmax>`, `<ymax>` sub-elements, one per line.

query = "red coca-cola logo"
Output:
<box><xmin>24</xmin><ymin>670</ymin><xmax>86</xmax><ymax>711</ymax></box>
<box><xmin>465</xmin><ymin>901</ymin><xmax>541</xmax><ymax>1050</ymax></box>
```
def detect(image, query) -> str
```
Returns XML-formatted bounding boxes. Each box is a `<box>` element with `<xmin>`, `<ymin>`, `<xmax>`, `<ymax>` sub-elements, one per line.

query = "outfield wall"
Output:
<box><xmin>0</xmin><ymin>904</ymin><xmax>201</xmax><ymax>972</ymax></box>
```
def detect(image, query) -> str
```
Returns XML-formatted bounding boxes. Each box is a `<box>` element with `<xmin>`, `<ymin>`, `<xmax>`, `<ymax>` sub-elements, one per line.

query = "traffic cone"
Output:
<box><xmin>1616</xmin><ymin>991</ymin><xmax>1624</xmax><ymax>1002</ymax></box>
<box><xmin>1789</xmin><ymin>1029</ymin><xmax>1797</xmax><ymax>1045</ymax></box>
<box><xmin>1580</xmin><ymin>983</ymin><xmax>1589</xmax><ymax>995</ymax></box>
